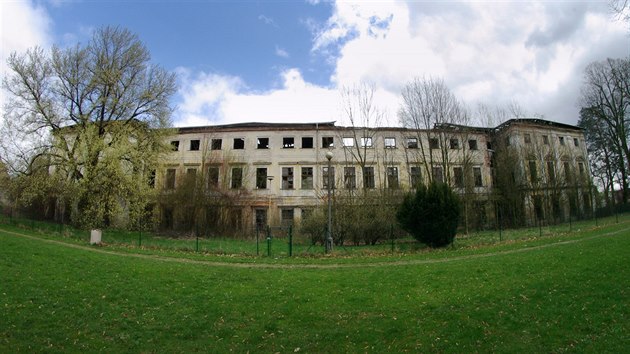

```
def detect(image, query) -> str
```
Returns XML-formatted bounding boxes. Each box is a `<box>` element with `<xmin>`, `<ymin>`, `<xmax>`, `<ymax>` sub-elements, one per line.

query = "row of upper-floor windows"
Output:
<box><xmin>510</xmin><ymin>133</ymin><xmax>582</xmax><ymax>148</ymax></box>
<box><xmin>158</xmin><ymin>164</ymin><xmax>486</xmax><ymax>191</ymax></box>
<box><xmin>169</xmin><ymin>135</ymin><xmax>483</xmax><ymax>152</ymax></box>
<box><xmin>526</xmin><ymin>160</ymin><xmax>586</xmax><ymax>184</ymax></box>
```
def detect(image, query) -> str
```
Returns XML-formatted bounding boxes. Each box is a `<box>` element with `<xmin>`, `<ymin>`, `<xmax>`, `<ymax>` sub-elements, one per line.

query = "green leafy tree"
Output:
<box><xmin>397</xmin><ymin>182</ymin><xmax>460</xmax><ymax>247</ymax></box>
<box><xmin>1</xmin><ymin>26</ymin><xmax>176</xmax><ymax>229</ymax></box>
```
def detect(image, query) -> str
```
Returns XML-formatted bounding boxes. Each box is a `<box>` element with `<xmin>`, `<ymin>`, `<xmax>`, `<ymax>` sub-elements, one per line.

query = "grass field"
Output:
<box><xmin>1</xmin><ymin>218</ymin><xmax>628</xmax><ymax>352</ymax></box>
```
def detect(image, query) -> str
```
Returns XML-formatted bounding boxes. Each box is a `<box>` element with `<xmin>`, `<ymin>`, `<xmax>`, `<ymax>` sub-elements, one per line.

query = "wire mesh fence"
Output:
<box><xmin>1</xmin><ymin>209</ymin><xmax>627</xmax><ymax>258</ymax></box>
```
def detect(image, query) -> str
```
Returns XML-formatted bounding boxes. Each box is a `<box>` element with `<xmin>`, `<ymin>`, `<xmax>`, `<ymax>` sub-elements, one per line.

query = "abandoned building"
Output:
<box><xmin>157</xmin><ymin>118</ymin><xmax>592</xmax><ymax>231</ymax></box>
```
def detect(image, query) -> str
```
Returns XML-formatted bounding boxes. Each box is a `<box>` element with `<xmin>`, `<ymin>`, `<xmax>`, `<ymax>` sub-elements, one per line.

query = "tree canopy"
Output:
<box><xmin>1</xmin><ymin>26</ymin><xmax>177</xmax><ymax>228</ymax></box>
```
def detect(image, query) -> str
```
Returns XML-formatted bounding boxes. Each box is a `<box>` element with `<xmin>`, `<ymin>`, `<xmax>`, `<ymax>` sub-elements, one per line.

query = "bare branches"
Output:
<box><xmin>1</xmin><ymin>26</ymin><xmax>177</xmax><ymax>228</ymax></box>
<box><xmin>579</xmin><ymin>57</ymin><xmax>630</xmax><ymax>201</ymax></box>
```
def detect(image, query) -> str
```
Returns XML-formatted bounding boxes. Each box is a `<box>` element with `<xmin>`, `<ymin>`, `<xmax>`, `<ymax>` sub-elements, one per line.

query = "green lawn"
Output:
<box><xmin>0</xmin><ymin>221</ymin><xmax>628</xmax><ymax>352</ymax></box>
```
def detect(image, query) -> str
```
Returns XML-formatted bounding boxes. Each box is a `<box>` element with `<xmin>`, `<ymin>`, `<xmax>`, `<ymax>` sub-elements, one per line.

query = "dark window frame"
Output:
<box><xmin>233</xmin><ymin>138</ymin><xmax>245</xmax><ymax>150</ymax></box>
<box><xmin>211</xmin><ymin>139</ymin><xmax>222</xmax><ymax>150</ymax></box>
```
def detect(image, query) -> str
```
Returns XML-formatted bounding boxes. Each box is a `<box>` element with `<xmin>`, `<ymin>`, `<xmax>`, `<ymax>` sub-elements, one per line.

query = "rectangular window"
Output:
<box><xmin>583</xmin><ymin>193</ymin><xmax>591</xmax><ymax>210</ymax></box>
<box><xmin>257</xmin><ymin>137</ymin><xmax>269</xmax><ymax>149</ymax></box>
<box><xmin>384</xmin><ymin>137</ymin><xmax>396</xmax><ymax>148</ymax></box>
<box><xmin>542</xmin><ymin>135</ymin><xmax>549</xmax><ymax>145</ymax></box>
<box><xmin>453</xmin><ymin>167</ymin><xmax>464</xmax><ymax>188</ymax></box>
<box><xmin>302</xmin><ymin>137</ymin><xmax>313</xmax><ymax>149</ymax></box>
<box><xmin>171</xmin><ymin>141</ymin><xmax>180</xmax><ymax>151</ymax></box>
<box><xmin>578</xmin><ymin>162</ymin><xmax>585</xmax><ymax>176</ymax></box>
<box><xmin>283</xmin><ymin>137</ymin><xmax>294</xmax><ymax>149</ymax></box>
<box><xmin>211</xmin><ymin>139</ymin><xmax>222</xmax><ymax>150</ymax></box>
<box><xmin>407</xmin><ymin>137</ymin><xmax>418</xmax><ymax>149</ymax></box>
<box><xmin>559</xmin><ymin>136</ymin><xmax>565</xmax><ymax>145</ymax></box>
<box><xmin>432</xmin><ymin>166</ymin><xmax>443</xmax><ymax>183</ymax></box>
<box><xmin>529</xmin><ymin>161</ymin><xmax>538</xmax><ymax>183</ymax></box>
<box><xmin>429</xmin><ymin>138</ymin><xmax>439</xmax><ymax>149</ymax></box>
<box><xmin>231</xmin><ymin>168</ymin><xmax>243</xmax><ymax>189</ymax></box>
<box><xmin>342</xmin><ymin>137</ymin><xmax>354</xmax><ymax>147</ymax></box>
<box><xmin>233</xmin><ymin>138</ymin><xmax>245</xmax><ymax>149</ymax></box>
<box><xmin>473</xmin><ymin>167</ymin><xmax>483</xmax><ymax>187</ymax></box>
<box><xmin>301</xmin><ymin>167</ymin><xmax>313</xmax><ymax>189</ymax></box>
<box><xmin>229</xmin><ymin>208</ymin><xmax>242</xmax><ymax>228</ymax></box>
<box><xmin>524</xmin><ymin>134</ymin><xmax>531</xmax><ymax>144</ymax></box>
<box><xmin>547</xmin><ymin>161</ymin><xmax>555</xmax><ymax>184</ymax></box>
<box><xmin>255</xmin><ymin>209</ymin><xmax>267</xmax><ymax>229</ymax></box>
<box><xmin>387</xmin><ymin>167</ymin><xmax>399</xmax><ymax>189</ymax></box>
<box><xmin>360</xmin><ymin>137</ymin><xmax>373</xmax><ymax>148</ymax></box>
<box><xmin>282</xmin><ymin>167</ymin><xmax>294</xmax><ymax>190</ymax></box>
<box><xmin>563</xmin><ymin>162</ymin><xmax>571</xmax><ymax>183</ymax></box>
<box><xmin>323</xmin><ymin>166</ymin><xmax>335</xmax><ymax>189</ymax></box>
<box><xmin>410</xmin><ymin>167</ymin><xmax>422</xmax><ymax>188</ymax></box>
<box><xmin>207</xmin><ymin>167</ymin><xmax>219</xmax><ymax>188</ymax></box>
<box><xmin>256</xmin><ymin>168</ymin><xmax>267</xmax><ymax>189</ymax></box>
<box><xmin>190</xmin><ymin>139</ymin><xmax>200</xmax><ymax>151</ymax></box>
<box><xmin>450</xmin><ymin>138</ymin><xmax>459</xmax><ymax>149</ymax></box>
<box><xmin>322</xmin><ymin>136</ymin><xmax>334</xmax><ymax>148</ymax></box>
<box><xmin>186</xmin><ymin>168</ymin><xmax>197</xmax><ymax>187</ymax></box>
<box><xmin>344</xmin><ymin>167</ymin><xmax>356</xmax><ymax>189</ymax></box>
<box><xmin>281</xmin><ymin>209</ymin><xmax>294</xmax><ymax>226</ymax></box>
<box><xmin>573</xmin><ymin>138</ymin><xmax>579</xmax><ymax>147</ymax></box>
<box><xmin>468</xmin><ymin>139</ymin><xmax>478</xmax><ymax>150</ymax></box>
<box><xmin>363</xmin><ymin>166</ymin><xmax>375</xmax><ymax>189</ymax></box>
<box><xmin>165</xmin><ymin>168</ymin><xmax>176</xmax><ymax>189</ymax></box>
<box><xmin>148</xmin><ymin>170</ymin><xmax>156</xmax><ymax>188</ymax></box>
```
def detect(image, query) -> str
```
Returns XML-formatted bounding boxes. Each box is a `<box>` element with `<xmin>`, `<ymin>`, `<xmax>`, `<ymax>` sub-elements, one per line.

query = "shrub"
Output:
<box><xmin>396</xmin><ymin>182</ymin><xmax>460</xmax><ymax>247</ymax></box>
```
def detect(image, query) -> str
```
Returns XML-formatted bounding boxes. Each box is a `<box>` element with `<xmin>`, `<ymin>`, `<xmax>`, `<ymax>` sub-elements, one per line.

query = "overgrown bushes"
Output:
<box><xmin>397</xmin><ymin>182</ymin><xmax>460</xmax><ymax>248</ymax></box>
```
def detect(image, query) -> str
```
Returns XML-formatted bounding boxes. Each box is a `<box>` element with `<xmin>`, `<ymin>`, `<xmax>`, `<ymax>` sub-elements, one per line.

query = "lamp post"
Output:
<box><xmin>267</xmin><ymin>176</ymin><xmax>274</xmax><ymax>227</ymax></box>
<box><xmin>325</xmin><ymin>151</ymin><xmax>333</xmax><ymax>253</ymax></box>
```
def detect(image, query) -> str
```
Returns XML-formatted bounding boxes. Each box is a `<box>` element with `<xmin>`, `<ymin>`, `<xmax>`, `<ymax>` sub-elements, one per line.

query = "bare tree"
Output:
<box><xmin>337</xmin><ymin>82</ymin><xmax>385</xmax><ymax>191</ymax></box>
<box><xmin>1</xmin><ymin>26</ymin><xmax>177</xmax><ymax>228</ymax></box>
<box><xmin>610</xmin><ymin>0</ymin><xmax>630</xmax><ymax>27</ymax></box>
<box><xmin>475</xmin><ymin>101</ymin><xmax>526</xmax><ymax>128</ymax></box>
<box><xmin>580</xmin><ymin>57</ymin><xmax>630</xmax><ymax>202</ymax></box>
<box><xmin>399</xmin><ymin>76</ymin><xmax>469</xmax><ymax>184</ymax></box>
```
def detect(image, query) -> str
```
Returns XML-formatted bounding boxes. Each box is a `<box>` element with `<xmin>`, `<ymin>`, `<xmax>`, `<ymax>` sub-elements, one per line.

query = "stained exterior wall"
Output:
<box><xmin>157</xmin><ymin>119</ymin><xmax>590</xmax><ymax>230</ymax></box>
<box><xmin>491</xmin><ymin>120</ymin><xmax>592</xmax><ymax>225</ymax></box>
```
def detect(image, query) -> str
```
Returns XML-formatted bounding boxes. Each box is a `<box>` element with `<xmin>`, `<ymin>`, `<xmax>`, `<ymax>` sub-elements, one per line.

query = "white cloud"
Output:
<box><xmin>1</xmin><ymin>1</ymin><xmax>52</xmax><ymax>122</ymax></box>
<box><xmin>275</xmin><ymin>46</ymin><xmax>289</xmax><ymax>58</ymax></box>
<box><xmin>310</xmin><ymin>0</ymin><xmax>629</xmax><ymax>126</ymax></box>
<box><xmin>174</xmin><ymin>68</ymin><xmax>342</xmax><ymax>126</ymax></box>
<box><xmin>176</xmin><ymin>0</ymin><xmax>628</xmax><ymax>127</ymax></box>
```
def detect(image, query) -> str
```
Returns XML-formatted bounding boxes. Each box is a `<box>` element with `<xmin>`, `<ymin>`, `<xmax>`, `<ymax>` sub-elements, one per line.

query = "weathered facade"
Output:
<box><xmin>156</xmin><ymin>119</ymin><xmax>591</xmax><ymax>232</ymax></box>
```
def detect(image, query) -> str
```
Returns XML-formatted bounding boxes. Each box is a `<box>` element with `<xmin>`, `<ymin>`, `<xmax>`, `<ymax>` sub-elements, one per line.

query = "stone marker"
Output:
<box><xmin>90</xmin><ymin>229</ymin><xmax>102</xmax><ymax>245</ymax></box>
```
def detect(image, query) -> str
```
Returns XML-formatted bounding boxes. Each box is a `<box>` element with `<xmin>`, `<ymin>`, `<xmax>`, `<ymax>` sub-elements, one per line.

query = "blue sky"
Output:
<box><xmin>2</xmin><ymin>1</ymin><xmax>629</xmax><ymax>127</ymax></box>
<box><xmin>46</xmin><ymin>1</ymin><xmax>334</xmax><ymax>89</ymax></box>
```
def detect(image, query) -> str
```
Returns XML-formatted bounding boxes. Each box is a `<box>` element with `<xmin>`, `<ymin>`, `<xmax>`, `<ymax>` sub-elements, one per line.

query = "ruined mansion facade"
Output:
<box><xmin>156</xmin><ymin>119</ymin><xmax>592</xmax><ymax>232</ymax></box>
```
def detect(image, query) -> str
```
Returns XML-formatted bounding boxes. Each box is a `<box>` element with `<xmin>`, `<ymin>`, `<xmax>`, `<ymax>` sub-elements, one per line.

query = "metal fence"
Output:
<box><xmin>0</xmin><ymin>208</ymin><xmax>625</xmax><ymax>258</ymax></box>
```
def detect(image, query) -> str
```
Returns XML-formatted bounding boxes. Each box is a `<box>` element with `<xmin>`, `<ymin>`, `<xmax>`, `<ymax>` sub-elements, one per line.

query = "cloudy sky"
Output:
<box><xmin>1</xmin><ymin>0</ymin><xmax>628</xmax><ymax>128</ymax></box>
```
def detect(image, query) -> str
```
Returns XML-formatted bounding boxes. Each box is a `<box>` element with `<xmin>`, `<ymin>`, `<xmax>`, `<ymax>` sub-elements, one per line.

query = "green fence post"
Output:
<box><xmin>256</xmin><ymin>227</ymin><xmax>260</xmax><ymax>256</ymax></box>
<box><xmin>390</xmin><ymin>224</ymin><xmax>394</xmax><ymax>252</ymax></box>
<box><xmin>288</xmin><ymin>225</ymin><xmax>293</xmax><ymax>257</ymax></box>
<box><xmin>267</xmin><ymin>226</ymin><xmax>272</xmax><ymax>257</ymax></box>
